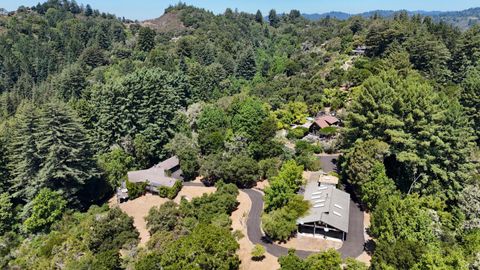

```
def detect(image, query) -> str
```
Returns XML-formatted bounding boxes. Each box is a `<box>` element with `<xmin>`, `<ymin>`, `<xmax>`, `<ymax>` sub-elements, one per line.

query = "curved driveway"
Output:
<box><xmin>243</xmin><ymin>189</ymin><xmax>365</xmax><ymax>259</ymax></box>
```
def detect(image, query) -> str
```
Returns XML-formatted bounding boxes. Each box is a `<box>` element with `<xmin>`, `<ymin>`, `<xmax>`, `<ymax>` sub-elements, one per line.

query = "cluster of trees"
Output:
<box><xmin>134</xmin><ymin>182</ymin><xmax>240</xmax><ymax>269</ymax></box>
<box><xmin>262</xmin><ymin>160</ymin><xmax>310</xmax><ymax>241</ymax></box>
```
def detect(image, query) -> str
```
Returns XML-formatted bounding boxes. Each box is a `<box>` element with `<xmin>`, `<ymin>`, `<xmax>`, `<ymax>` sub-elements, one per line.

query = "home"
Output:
<box><xmin>351</xmin><ymin>45</ymin><xmax>366</xmax><ymax>55</ymax></box>
<box><xmin>297</xmin><ymin>176</ymin><xmax>350</xmax><ymax>241</ymax></box>
<box><xmin>308</xmin><ymin>115</ymin><xmax>340</xmax><ymax>136</ymax></box>
<box><xmin>117</xmin><ymin>156</ymin><xmax>183</xmax><ymax>202</ymax></box>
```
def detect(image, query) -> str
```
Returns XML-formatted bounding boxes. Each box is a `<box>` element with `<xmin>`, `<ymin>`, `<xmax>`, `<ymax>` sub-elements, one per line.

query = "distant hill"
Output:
<box><xmin>302</xmin><ymin>7</ymin><xmax>480</xmax><ymax>29</ymax></box>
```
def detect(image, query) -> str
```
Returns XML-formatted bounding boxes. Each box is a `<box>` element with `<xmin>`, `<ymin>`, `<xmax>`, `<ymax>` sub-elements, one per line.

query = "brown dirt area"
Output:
<box><xmin>278</xmin><ymin>235</ymin><xmax>342</xmax><ymax>252</ymax></box>
<box><xmin>109</xmin><ymin>193</ymin><xmax>168</xmax><ymax>246</ymax></box>
<box><xmin>109</xmin><ymin>184</ymin><xmax>216</xmax><ymax>246</ymax></box>
<box><xmin>142</xmin><ymin>11</ymin><xmax>186</xmax><ymax>33</ymax></box>
<box><xmin>231</xmin><ymin>190</ymin><xmax>280</xmax><ymax>270</ymax></box>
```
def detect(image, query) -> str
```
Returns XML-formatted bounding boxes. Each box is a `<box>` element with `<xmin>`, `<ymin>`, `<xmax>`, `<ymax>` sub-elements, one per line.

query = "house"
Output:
<box><xmin>297</xmin><ymin>178</ymin><xmax>350</xmax><ymax>241</ymax></box>
<box><xmin>351</xmin><ymin>45</ymin><xmax>366</xmax><ymax>55</ymax></box>
<box><xmin>308</xmin><ymin>115</ymin><xmax>340</xmax><ymax>135</ymax></box>
<box><xmin>118</xmin><ymin>156</ymin><xmax>183</xmax><ymax>201</ymax></box>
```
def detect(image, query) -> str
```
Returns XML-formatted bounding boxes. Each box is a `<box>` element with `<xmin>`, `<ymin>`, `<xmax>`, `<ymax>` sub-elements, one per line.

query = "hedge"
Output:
<box><xmin>158</xmin><ymin>180</ymin><xmax>183</xmax><ymax>199</ymax></box>
<box><xmin>126</xmin><ymin>180</ymin><xmax>148</xmax><ymax>199</ymax></box>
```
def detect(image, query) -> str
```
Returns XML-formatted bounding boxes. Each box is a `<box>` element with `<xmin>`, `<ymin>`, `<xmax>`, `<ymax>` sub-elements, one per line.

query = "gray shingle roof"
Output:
<box><xmin>297</xmin><ymin>180</ymin><xmax>350</xmax><ymax>233</ymax></box>
<box><xmin>127</xmin><ymin>167</ymin><xmax>177</xmax><ymax>188</ymax></box>
<box><xmin>153</xmin><ymin>156</ymin><xmax>180</xmax><ymax>171</ymax></box>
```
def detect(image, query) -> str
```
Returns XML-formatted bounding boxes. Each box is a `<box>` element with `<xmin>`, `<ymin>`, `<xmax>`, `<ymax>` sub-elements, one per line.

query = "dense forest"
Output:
<box><xmin>0</xmin><ymin>0</ymin><xmax>479</xmax><ymax>269</ymax></box>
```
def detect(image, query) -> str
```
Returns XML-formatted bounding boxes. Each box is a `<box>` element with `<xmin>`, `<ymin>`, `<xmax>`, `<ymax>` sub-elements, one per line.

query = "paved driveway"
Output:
<box><xmin>243</xmin><ymin>189</ymin><xmax>365</xmax><ymax>259</ymax></box>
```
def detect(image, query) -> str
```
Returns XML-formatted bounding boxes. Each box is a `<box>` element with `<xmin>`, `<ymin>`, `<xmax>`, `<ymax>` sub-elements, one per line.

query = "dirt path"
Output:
<box><xmin>231</xmin><ymin>190</ymin><xmax>280</xmax><ymax>270</ymax></box>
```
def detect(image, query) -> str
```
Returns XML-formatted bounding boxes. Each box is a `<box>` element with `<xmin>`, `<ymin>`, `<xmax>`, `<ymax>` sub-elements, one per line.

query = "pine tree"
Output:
<box><xmin>8</xmin><ymin>103</ymin><xmax>41</xmax><ymax>202</ymax></box>
<box><xmin>36</xmin><ymin>101</ymin><xmax>98</xmax><ymax>206</ymax></box>
<box><xmin>137</xmin><ymin>27</ymin><xmax>156</xmax><ymax>52</ymax></box>
<box><xmin>85</xmin><ymin>4</ymin><xmax>93</xmax><ymax>16</ymax></box>
<box><xmin>255</xmin><ymin>10</ymin><xmax>263</xmax><ymax>24</ymax></box>
<box><xmin>268</xmin><ymin>9</ymin><xmax>280</xmax><ymax>28</ymax></box>
<box><xmin>236</xmin><ymin>49</ymin><xmax>256</xmax><ymax>80</ymax></box>
<box><xmin>0</xmin><ymin>136</ymin><xmax>10</xmax><ymax>194</ymax></box>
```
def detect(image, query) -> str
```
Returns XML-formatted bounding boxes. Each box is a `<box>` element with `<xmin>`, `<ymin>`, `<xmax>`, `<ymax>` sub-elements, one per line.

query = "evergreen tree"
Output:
<box><xmin>255</xmin><ymin>10</ymin><xmax>263</xmax><ymax>24</ymax></box>
<box><xmin>268</xmin><ymin>9</ymin><xmax>280</xmax><ymax>27</ymax></box>
<box><xmin>85</xmin><ymin>4</ymin><xmax>93</xmax><ymax>16</ymax></box>
<box><xmin>36</xmin><ymin>101</ymin><xmax>98</xmax><ymax>206</ymax></box>
<box><xmin>9</xmin><ymin>103</ymin><xmax>41</xmax><ymax>202</ymax></box>
<box><xmin>137</xmin><ymin>27</ymin><xmax>156</xmax><ymax>52</ymax></box>
<box><xmin>236</xmin><ymin>49</ymin><xmax>257</xmax><ymax>80</ymax></box>
<box><xmin>0</xmin><ymin>136</ymin><xmax>10</xmax><ymax>194</ymax></box>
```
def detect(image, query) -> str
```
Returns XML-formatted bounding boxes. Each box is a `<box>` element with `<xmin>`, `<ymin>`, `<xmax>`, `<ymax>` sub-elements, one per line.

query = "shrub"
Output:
<box><xmin>126</xmin><ymin>180</ymin><xmax>147</xmax><ymax>199</ymax></box>
<box><xmin>251</xmin><ymin>244</ymin><xmax>266</xmax><ymax>261</ymax></box>
<box><xmin>287</xmin><ymin>127</ymin><xmax>308</xmax><ymax>140</ymax></box>
<box><xmin>318</xmin><ymin>126</ymin><xmax>337</xmax><ymax>137</ymax></box>
<box><xmin>312</xmin><ymin>143</ymin><xmax>323</xmax><ymax>154</ymax></box>
<box><xmin>158</xmin><ymin>180</ymin><xmax>183</xmax><ymax>199</ymax></box>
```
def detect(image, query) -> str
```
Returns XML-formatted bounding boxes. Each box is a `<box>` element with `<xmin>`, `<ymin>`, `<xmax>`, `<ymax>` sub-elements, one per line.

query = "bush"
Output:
<box><xmin>312</xmin><ymin>143</ymin><xmax>323</xmax><ymax>154</ymax></box>
<box><xmin>126</xmin><ymin>180</ymin><xmax>147</xmax><ymax>199</ymax></box>
<box><xmin>318</xmin><ymin>126</ymin><xmax>337</xmax><ymax>137</ymax></box>
<box><xmin>258</xmin><ymin>158</ymin><xmax>281</xmax><ymax>180</ymax></box>
<box><xmin>287</xmin><ymin>127</ymin><xmax>308</xmax><ymax>140</ymax></box>
<box><xmin>251</xmin><ymin>244</ymin><xmax>266</xmax><ymax>261</ymax></box>
<box><xmin>158</xmin><ymin>180</ymin><xmax>183</xmax><ymax>199</ymax></box>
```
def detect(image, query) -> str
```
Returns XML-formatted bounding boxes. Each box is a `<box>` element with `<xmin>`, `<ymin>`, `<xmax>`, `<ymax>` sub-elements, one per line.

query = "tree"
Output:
<box><xmin>279</xmin><ymin>249</ymin><xmax>342</xmax><ymax>270</ymax></box>
<box><xmin>23</xmin><ymin>188</ymin><xmax>67</xmax><ymax>234</ymax></box>
<box><xmin>343</xmin><ymin>70</ymin><xmax>475</xmax><ymax>200</ymax></box>
<box><xmin>159</xmin><ymin>224</ymin><xmax>240</xmax><ymax>269</ymax></box>
<box><xmin>269</xmin><ymin>9</ymin><xmax>280</xmax><ymax>27</ymax></box>
<box><xmin>85</xmin><ymin>4</ymin><xmax>93</xmax><ymax>16</ymax></box>
<box><xmin>8</xmin><ymin>103</ymin><xmax>41</xmax><ymax>202</ymax></box>
<box><xmin>137</xmin><ymin>27</ymin><xmax>156</xmax><ymax>52</ymax></box>
<box><xmin>255</xmin><ymin>10</ymin><xmax>263</xmax><ymax>24</ymax></box>
<box><xmin>460</xmin><ymin>66</ymin><xmax>480</xmax><ymax>142</ymax></box>
<box><xmin>53</xmin><ymin>64</ymin><xmax>87</xmax><ymax>100</ymax></box>
<box><xmin>36</xmin><ymin>101</ymin><xmax>99</xmax><ymax>206</ymax></box>
<box><xmin>279</xmin><ymin>249</ymin><xmax>306</xmax><ymax>270</ymax></box>
<box><xmin>304</xmin><ymin>249</ymin><xmax>342</xmax><ymax>270</ymax></box>
<box><xmin>264</xmin><ymin>179</ymin><xmax>294</xmax><ymax>212</ymax></box>
<box><xmin>344</xmin><ymin>258</ymin><xmax>368</xmax><ymax>270</ymax></box>
<box><xmin>262</xmin><ymin>196</ymin><xmax>309</xmax><ymax>241</ymax></box>
<box><xmin>166</xmin><ymin>133</ymin><xmax>200</xmax><ymax>181</ymax></box>
<box><xmin>359</xmin><ymin>162</ymin><xmax>397</xmax><ymax>210</ymax></box>
<box><xmin>458</xmin><ymin>183</ymin><xmax>480</xmax><ymax>230</ymax></box>
<box><xmin>145</xmin><ymin>201</ymin><xmax>182</xmax><ymax>235</ymax></box>
<box><xmin>230</xmin><ymin>97</ymin><xmax>268</xmax><ymax>142</ymax></box>
<box><xmin>251</xmin><ymin>244</ymin><xmax>266</xmax><ymax>261</ymax></box>
<box><xmin>85</xmin><ymin>207</ymin><xmax>139</xmax><ymax>252</ymax></box>
<box><xmin>370</xmin><ymin>194</ymin><xmax>436</xmax><ymax>244</ymax></box>
<box><xmin>93</xmin><ymin>68</ymin><xmax>186</xmax><ymax>165</ymax></box>
<box><xmin>97</xmin><ymin>148</ymin><xmax>136</xmax><ymax>188</ymax></box>
<box><xmin>236</xmin><ymin>49</ymin><xmax>257</xmax><ymax>80</ymax></box>
<box><xmin>0</xmin><ymin>193</ymin><xmax>13</xmax><ymax>234</ymax></box>
<box><xmin>79</xmin><ymin>46</ymin><xmax>108</xmax><ymax>68</ymax></box>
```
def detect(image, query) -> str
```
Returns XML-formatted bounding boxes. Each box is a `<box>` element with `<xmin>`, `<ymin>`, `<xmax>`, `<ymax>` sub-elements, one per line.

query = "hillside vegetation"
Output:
<box><xmin>0</xmin><ymin>1</ymin><xmax>478</xmax><ymax>269</ymax></box>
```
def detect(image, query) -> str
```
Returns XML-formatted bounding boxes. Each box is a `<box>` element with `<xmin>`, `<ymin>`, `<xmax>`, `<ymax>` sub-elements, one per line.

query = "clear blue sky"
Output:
<box><xmin>3</xmin><ymin>0</ymin><xmax>480</xmax><ymax>20</ymax></box>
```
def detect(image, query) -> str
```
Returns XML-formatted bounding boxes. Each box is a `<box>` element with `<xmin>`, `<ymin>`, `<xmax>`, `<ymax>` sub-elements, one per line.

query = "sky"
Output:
<box><xmin>3</xmin><ymin>0</ymin><xmax>480</xmax><ymax>20</ymax></box>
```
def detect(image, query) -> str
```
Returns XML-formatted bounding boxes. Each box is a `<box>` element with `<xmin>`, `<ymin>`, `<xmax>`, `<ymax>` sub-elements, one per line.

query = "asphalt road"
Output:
<box><xmin>243</xmin><ymin>188</ymin><xmax>365</xmax><ymax>259</ymax></box>
<box><xmin>317</xmin><ymin>153</ymin><xmax>341</xmax><ymax>173</ymax></box>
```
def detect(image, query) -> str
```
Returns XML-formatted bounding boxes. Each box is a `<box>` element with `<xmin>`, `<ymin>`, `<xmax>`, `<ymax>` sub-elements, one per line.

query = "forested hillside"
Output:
<box><xmin>0</xmin><ymin>1</ymin><xmax>478</xmax><ymax>269</ymax></box>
